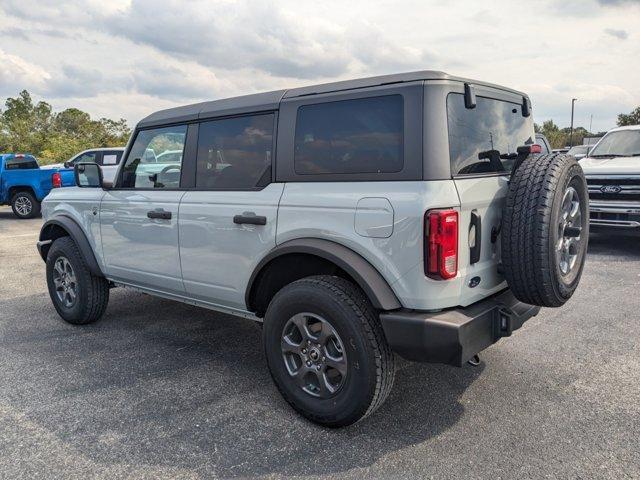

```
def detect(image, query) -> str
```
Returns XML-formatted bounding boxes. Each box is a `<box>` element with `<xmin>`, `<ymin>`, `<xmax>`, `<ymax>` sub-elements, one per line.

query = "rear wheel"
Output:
<box><xmin>263</xmin><ymin>275</ymin><xmax>395</xmax><ymax>427</ymax></box>
<box><xmin>11</xmin><ymin>191</ymin><xmax>40</xmax><ymax>219</ymax></box>
<box><xmin>46</xmin><ymin>237</ymin><xmax>109</xmax><ymax>325</ymax></box>
<box><xmin>501</xmin><ymin>153</ymin><xmax>589</xmax><ymax>307</ymax></box>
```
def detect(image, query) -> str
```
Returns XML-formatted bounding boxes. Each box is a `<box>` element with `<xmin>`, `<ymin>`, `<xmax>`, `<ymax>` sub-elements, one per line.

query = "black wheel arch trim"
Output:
<box><xmin>38</xmin><ymin>215</ymin><xmax>104</xmax><ymax>277</ymax></box>
<box><xmin>245</xmin><ymin>238</ymin><xmax>402</xmax><ymax>312</ymax></box>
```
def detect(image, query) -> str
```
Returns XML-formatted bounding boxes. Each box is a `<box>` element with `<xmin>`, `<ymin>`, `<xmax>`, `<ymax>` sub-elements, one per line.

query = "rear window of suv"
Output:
<box><xmin>447</xmin><ymin>93</ymin><xmax>534</xmax><ymax>175</ymax></box>
<box><xmin>294</xmin><ymin>95</ymin><xmax>403</xmax><ymax>175</ymax></box>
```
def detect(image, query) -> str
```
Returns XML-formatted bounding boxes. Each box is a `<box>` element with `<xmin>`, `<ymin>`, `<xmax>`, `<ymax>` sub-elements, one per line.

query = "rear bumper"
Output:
<box><xmin>379</xmin><ymin>290</ymin><xmax>540</xmax><ymax>367</ymax></box>
<box><xmin>589</xmin><ymin>202</ymin><xmax>640</xmax><ymax>229</ymax></box>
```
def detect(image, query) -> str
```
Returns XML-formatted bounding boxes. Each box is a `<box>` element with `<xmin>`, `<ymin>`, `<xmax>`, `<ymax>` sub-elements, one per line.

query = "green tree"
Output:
<box><xmin>0</xmin><ymin>90</ymin><xmax>53</xmax><ymax>156</ymax></box>
<box><xmin>1</xmin><ymin>90</ymin><xmax>131</xmax><ymax>165</ymax></box>
<box><xmin>617</xmin><ymin>106</ymin><xmax>640</xmax><ymax>127</ymax></box>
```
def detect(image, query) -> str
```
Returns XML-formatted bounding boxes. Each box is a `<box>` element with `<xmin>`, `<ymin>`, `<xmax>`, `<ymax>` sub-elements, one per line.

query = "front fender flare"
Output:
<box><xmin>38</xmin><ymin>215</ymin><xmax>104</xmax><ymax>277</ymax></box>
<box><xmin>246</xmin><ymin>238</ymin><xmax>402</xmax><ymax>311</ymax></box>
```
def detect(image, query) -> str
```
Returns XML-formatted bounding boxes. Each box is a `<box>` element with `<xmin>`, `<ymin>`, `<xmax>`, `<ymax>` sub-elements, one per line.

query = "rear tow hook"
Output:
<box><xmin>467</xmin><ymin>354</ymin><xmax>481</xmax><ymax>367</ymax></box>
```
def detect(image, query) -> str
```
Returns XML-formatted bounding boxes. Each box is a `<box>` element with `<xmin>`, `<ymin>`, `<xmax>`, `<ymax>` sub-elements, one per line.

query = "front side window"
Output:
<box><xmin>447</xmin><ymin>93</ymin><xmax>535</xmax><ymax>175</ymax></box>
<box><xmin>196</xmin><ymin>114</ymin><xmax>274</xmax><ymax>190</ymax></box>
<box><xmin>589</xmin><ymin>130</ymin><xmax>640</xmax><ymax>157</ymax></box>
<box><xmin>294</xmin><ymin>95</ymin><xmax>403</xmax><ymax>175</ymax></box>
<box><xmin>120</xmin><ymin>125</ymin><xmax>187</xmax><ymax>189</ymax></box>
<box><xmin>72</xmin><ymin>152</ymin><xmax>98</xmax><ymax>165</ymax></box>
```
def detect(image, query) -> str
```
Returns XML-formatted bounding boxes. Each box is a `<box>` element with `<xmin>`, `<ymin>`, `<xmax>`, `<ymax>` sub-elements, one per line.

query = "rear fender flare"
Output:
<box><xmin>246</xmin><ymin>238</ymin><xmax>401</xmax><ymax>311</ymax></box>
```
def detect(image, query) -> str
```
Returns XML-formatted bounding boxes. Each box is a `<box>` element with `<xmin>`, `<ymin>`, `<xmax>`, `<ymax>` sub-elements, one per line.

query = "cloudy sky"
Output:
<box><xmin>0</xmin><ymin>0</ymin><xmax>638</xmax><ymax>132</ymax></box>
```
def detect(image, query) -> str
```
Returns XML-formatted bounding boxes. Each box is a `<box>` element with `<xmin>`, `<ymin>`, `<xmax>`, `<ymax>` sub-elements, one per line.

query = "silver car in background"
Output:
<box><xmin>63</xmin><ymin>148</ymin><xmax>125</xmax><ymax>184</ymax></box>
<box><xmin>580</xmin><ymin>125</ymin><xmax>640</xmax><ymax>230</ymax></box>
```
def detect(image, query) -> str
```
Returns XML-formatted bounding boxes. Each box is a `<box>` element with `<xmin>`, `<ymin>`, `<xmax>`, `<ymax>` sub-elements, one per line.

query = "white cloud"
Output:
<box><xmin>0</xmin><ymin>49</ymin><xmax>51</xmax><ymax>95</ymax></box>
<box><xmin>0</xmin><ymin>0</ymin><xmax>638</xmax><ymax>132</ymax></box>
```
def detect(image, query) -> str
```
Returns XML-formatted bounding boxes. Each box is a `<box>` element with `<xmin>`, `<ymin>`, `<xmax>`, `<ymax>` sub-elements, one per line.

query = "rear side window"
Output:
<box><xmin>447</xmin><ymin>93</ymin><xmax>534</xmax><ymax>175</ymax></box>
<box><xmin>195</xmin><ymin>113</ymin><xmax>274</xmax><ymax>190</ymax></box>
<box><xmin>5</xmin><ymin>155</ymin><xmax>38</xmax><ymax>169</ymax></box>
<box><xmin>120</xmin><ymin>125</ymin><xmax>187</xmax><ymax>189</ymax></box>
<box><xmin>101</xmin><ymin>151</ymin><xmax>122</xmax><ymax>166</ymax></box>
<box><xmin>294</xmin><ymin>95</ymin><xmax>403</xmax><ymax>175</ymax></box>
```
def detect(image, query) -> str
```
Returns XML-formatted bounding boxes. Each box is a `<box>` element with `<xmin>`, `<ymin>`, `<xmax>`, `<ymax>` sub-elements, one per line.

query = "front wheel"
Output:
<box><xmin>263</xmin><ymin>275</ymin><xmax>395</xmax><ymax>427</ymax></box>
<box><xmin>11</xmin><ymin>191</ymin><xmax>40</xmax><ymax>219</ymax></box>
<box><xmin>46</xmin><ymin>237</ymin><xmax>109</xmax><ymax>325</ymax></box>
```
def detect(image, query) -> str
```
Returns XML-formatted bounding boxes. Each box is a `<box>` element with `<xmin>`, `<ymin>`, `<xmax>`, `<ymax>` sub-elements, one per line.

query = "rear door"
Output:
<box><xmin>178</xmin><ymin>113</ymin><xmax>282</xmax><ymax>312</ymax></box>
<box><xmin>100</xmin><ymin>124</ymin><xmax>191</xmax><ymax>295</ymax></box>
<box><xmin>447</xmin><ymin>87</ymin><xmax>536</xmax><ymax>305</ymax></box>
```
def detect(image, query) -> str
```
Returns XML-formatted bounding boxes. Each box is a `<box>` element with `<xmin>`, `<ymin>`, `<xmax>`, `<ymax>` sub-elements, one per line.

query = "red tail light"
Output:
<box><xmin>52</xmin><ymin>172</ymin><xmax>62</xmax><ymax>188</ymax></box>
<box><xmin>425</xmin><ymin>209</ymin><xmax>458</xmax><ymax>280</ymax></box>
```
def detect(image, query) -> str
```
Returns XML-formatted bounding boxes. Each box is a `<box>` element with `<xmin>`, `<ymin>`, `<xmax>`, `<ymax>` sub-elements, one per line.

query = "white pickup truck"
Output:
<box><xmin>580</xmin><ymin>125</ymin><xmax>640</xmax><ymax>230</ymax></box>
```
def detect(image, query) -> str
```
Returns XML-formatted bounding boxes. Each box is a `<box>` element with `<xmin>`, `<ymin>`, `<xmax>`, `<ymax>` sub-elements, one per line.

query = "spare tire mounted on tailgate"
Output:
<box><xmin>501</xmin><ymin>153</ymin><xmax>589</xmax><ymax>307</ymax></box>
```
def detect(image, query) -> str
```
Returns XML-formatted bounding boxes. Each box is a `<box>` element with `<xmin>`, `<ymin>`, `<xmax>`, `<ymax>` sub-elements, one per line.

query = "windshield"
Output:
<box><xmin>447</xmin><ymin>93</ymin><xmax>535</xmax><ymax>175</ymax></box>
<box><xmin>589</xmin><ymin>130</ymin><xmax>640</xmax><ymax>157</ymax></box>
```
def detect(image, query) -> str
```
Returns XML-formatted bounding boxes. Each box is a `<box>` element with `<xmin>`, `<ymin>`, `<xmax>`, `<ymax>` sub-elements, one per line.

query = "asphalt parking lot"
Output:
<box><xmin>0</xmin><ymin>206</ymin><xmax>638</xmax><ymax>479</ymax></box>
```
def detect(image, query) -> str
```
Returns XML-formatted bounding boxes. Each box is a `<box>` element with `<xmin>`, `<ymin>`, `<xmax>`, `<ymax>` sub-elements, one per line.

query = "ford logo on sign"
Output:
<box><xmin>601</xmin><ymin>185</ymin><xmax>622</xmax><ymax>194</ymax></box>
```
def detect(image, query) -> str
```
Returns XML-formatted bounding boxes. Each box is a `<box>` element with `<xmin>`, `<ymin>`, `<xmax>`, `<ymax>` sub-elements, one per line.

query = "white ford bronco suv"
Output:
<box><xmin>37</xmin><ymin>71</ymin><xmax>589</xmax><ymax>427</ymax></box>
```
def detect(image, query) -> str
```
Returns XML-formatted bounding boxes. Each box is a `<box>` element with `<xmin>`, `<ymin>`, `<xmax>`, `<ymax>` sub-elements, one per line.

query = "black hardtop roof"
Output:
<box><xmin>137</xmin><ymin>70</ymin><xmax>527</xmax><ymax>128</ymax></box>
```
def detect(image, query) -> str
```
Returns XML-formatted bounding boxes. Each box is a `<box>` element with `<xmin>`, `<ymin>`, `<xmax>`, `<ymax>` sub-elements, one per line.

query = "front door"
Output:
<box><xmin>178</xmin><ymin>113</ymin><xmax>281</xmax><ymax>311</ymax></box>
<box><xmin>100</xmin><ymin>124</ymin><xmax>189</xmax><ymax>294</ymax></box>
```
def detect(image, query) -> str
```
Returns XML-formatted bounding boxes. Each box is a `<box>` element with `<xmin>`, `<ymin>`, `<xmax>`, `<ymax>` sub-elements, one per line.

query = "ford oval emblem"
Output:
<box><xmin>600</xmin><ymin>185</ymin><xmax>622</xmax><ymax>194</ymax></box>
<box><xmin>469</xmin><ymin>276</ymin><xmax>481</xmax><ymax>288</ymax></box>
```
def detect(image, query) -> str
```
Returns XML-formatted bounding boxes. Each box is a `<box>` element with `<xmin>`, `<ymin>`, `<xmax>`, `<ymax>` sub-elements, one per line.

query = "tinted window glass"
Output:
<box><xmin>567</xmin><ymin>145</ymin><xmax>589</xmax><ymax>156</ymax></box>
<box><xmin>447</xmin><ymin>94</ymin><xmax>534</xmax><ymax>175</ymax></box>
<box><xmin>121</xmin><ymin>125</ymin><xmax>187</xmax><ymax>188</ymax></box>
<box><xmin>294</xmin><ymin>95</ymin><xmax>403</xmax><ymax>175</ymax></box>
<box><xmin>72</xmin><ymin>152</ymin><xmax>98</xmax><ymax>165</ymax></box>
<box><xmin>196</xmin><ymin>114</ymin><xmax>274</xmax><ymax>190</ymax></box>
<box><xmin>5</xmin><ymin>155</ymin><xmax>38</xmax><ymax>169</ymax></box>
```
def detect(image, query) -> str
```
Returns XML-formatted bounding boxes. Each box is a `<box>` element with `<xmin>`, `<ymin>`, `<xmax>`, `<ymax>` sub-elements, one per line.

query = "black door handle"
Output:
<box><xmin>233</xmin><ymin>213</ymin><xmax>267</xmax><ymax>225</ymax></box>
<box><xmin>147</xmin><ymin>209</ymin><xmax>172</xmax><ymax>220</ymax></box>
<box><xmin>469</xmin><ymin>210</ymin><xmax>482</xmax><ymax>264</ymax></box>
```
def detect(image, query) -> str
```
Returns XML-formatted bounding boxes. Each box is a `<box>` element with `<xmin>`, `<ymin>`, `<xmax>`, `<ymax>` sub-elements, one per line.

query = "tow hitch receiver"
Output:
<box><xmin>496</xmin><ymin>307</ymin><xmax>514</xmax><ymax>337</ymax></box>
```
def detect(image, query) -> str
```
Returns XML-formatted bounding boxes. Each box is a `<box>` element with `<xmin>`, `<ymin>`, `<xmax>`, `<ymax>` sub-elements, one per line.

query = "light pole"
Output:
<box><xmin>569</xmin><ymin>98</ymin><xmax>577</xmax><ymax>147</ymax></box>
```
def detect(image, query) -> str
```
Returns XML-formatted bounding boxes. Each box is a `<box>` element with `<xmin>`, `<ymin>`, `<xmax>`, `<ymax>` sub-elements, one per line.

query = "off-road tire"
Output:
<box><xmin>502</xmin><ymin>153</ymin><xmax>589</xmax><ymax>307</ymax></box>
<box><xmin>263</xmin><ymin>275</ymin><xmax>395</xmax><ymax>427</ymax></box>
<box><xmin>46</xmin><ymin>237</ymin><xmax>109</xmax><ymax>325</ymax></box>
<box><xmin>11</xmin><ymin>191</ymin><xmax>40</xmax><ymax>219</ymax></box>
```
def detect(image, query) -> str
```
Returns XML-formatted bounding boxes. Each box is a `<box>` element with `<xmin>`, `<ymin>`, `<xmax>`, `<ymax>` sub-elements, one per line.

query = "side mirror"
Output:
<box><xmin>63</xmin><ymin>161</ymin><xmax>71</xmax><ymax>168</ymax></box>
<box><xmin>75</xmin><ymin>162</ymin><xmax>103</xmax><ymax>188</ymax></box>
